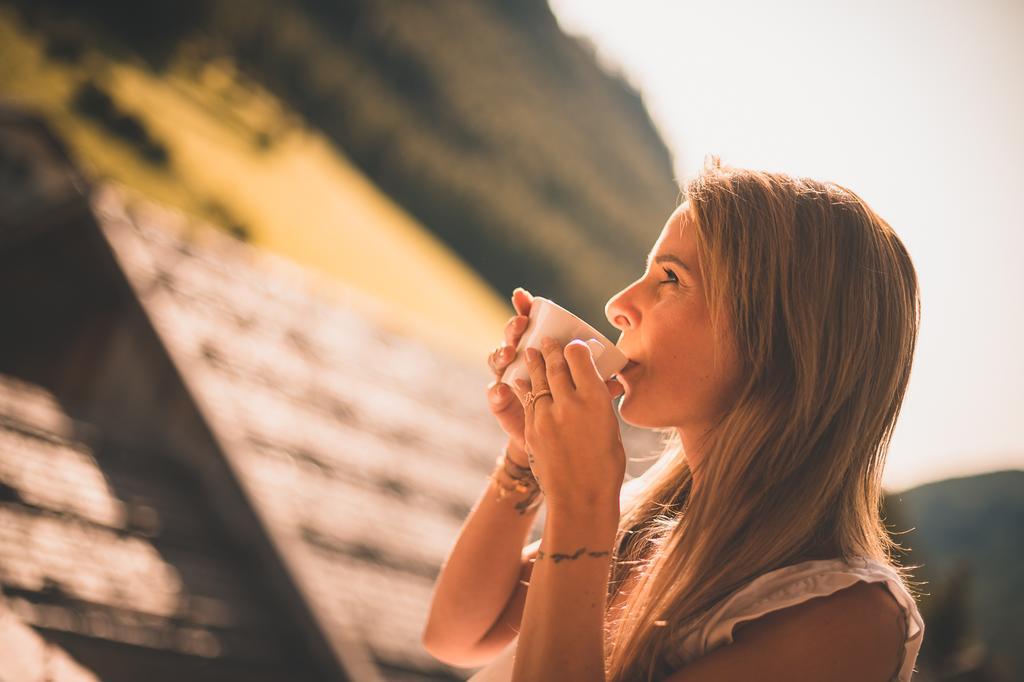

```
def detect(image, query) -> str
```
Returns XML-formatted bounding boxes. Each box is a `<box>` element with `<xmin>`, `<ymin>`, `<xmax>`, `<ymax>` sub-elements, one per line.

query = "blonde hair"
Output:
<box><xmin>604</xmin><ymin>156</ymin><xmax>923</xmax><ymax>680</ymax></box>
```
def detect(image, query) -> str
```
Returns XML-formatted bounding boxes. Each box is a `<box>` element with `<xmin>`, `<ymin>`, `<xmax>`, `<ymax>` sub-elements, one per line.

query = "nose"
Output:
<box><xmin>605</xmin><ymin>281</ymin><xmax>640</xmax><ymax>331</ymax></box>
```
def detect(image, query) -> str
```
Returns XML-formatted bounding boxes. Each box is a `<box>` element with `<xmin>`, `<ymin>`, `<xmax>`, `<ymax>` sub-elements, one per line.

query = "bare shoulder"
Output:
<box><xmin>733</xmin><ymin>579</ymin><xmax>905</xmax><ymax>643</ymax></box>
<box><xmin>664</xmin><ymin>581</ymin><xmax>906</xmax><ymax>681</ymax></box>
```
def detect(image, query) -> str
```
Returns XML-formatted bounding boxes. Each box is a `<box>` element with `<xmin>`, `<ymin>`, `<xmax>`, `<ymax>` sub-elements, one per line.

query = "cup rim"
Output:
<box><xmin>531</xmin><ymin>296</ymin><xmax>614</xmax><ymax>344</ymax></box>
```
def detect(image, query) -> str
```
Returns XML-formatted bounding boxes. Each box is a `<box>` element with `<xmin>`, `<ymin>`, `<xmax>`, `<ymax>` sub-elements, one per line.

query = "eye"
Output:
<box><xmin>658</xmin><ymin>268</ymin><xmax>680</xmax><ymax>285</ymax></box>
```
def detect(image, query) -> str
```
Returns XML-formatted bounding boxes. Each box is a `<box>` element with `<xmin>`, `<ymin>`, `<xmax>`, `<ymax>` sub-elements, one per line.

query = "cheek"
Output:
<box><xmin>652</xmin><ymin>319</ymin><xmax>735</xmax><ymax>395</ymax></box>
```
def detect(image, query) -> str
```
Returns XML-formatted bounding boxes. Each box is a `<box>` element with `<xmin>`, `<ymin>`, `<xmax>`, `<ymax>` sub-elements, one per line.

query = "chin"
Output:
<box><xmin>615</xmin><ymin>392</ymin><xmax>651</xmax><ymax>428</ymax></box>
<box><xmin>617</xmin><ymin>392</ymin><xmax>681</xmax><ymax>431</ymax></box>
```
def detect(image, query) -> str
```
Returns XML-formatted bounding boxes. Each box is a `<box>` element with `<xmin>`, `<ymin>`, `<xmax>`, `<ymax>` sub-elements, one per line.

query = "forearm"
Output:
<box><xmin>512</xmin><ymin>504</ymin><xmax>619</xmax><ymax>682</ymax></box>
<box><xmin>423</xmin><ymin>443</ymin><xmax>542</xmax><ymax>651</ymax></box>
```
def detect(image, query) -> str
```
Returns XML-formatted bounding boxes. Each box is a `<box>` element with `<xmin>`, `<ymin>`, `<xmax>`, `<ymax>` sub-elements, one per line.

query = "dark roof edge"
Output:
<box><xmin>83</xmin><ymin>186</ymin><xmax>383</xmax><ymax>680</ymax></box>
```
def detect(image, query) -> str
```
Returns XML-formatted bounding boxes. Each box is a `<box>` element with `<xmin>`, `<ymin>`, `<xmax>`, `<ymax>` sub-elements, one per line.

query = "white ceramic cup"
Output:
<box><xmin>499</xmin><ymin>296</ymin><xmax>628</xmax><ymax>390</ymax></box>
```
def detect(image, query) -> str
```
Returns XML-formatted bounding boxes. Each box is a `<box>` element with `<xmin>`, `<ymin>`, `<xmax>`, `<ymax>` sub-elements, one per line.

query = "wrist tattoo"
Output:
<box><xmin>513</xmin><ymin>489</ymin><xmax>542</xmax><ymax>515</ymax></box>
<box><xmin>536</xmin><ymin>546</ymin><xmax>611</xmax><ymax>563</ymax></box>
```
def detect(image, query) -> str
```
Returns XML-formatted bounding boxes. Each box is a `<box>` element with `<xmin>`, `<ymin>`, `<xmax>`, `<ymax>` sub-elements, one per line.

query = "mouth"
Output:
<box><xmin>614</xmin><ymin>360</ymin><xmax>639</xmax><ymax>379</ymax></box>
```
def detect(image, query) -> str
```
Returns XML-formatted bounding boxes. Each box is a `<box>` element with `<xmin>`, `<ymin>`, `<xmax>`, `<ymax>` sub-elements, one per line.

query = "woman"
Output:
<box><xmin>422</xmin><ymin>156</ymin><xmax>925</xmax><ymax>681</ymax></box>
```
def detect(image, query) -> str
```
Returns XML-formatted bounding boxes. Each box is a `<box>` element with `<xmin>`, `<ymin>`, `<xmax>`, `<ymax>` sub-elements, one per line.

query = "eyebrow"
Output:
<box><xmin>647</xmin><ymin>252</ymin><xmax>692</xmax><ymax>273</ymax></box>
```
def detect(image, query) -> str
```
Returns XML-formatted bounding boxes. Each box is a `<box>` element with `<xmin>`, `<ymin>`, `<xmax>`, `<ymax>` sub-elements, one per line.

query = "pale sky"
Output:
<box><xmin>549</xmin><ymin>0</ymin><xmax>1024</xmax><ymax>492</ymax></box>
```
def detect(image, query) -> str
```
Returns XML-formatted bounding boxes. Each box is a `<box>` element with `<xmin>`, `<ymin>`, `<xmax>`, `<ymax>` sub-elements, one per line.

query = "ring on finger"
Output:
<box><xmin>522</xmin><ymin>388</ymin><xmax>553</xmax><ymax>411</ymax></box>
<box><xmin>489</xmin><ymin>347</ymin><xmax>506</xmax><ymax>374</ymax></box>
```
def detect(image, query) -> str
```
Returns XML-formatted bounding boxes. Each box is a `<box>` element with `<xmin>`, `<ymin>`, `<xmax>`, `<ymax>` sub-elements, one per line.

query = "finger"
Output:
<box><xmin>488</xmin><ymin>345</ymin><xmax>508</xmax><ymax>375</ymax></box>
<box><xmin>539</xmin><ymin>336</ymin><xmax>575</xmax><ymax>399</ymax></box>
<box><xmin>563</xmin><ymin>339</ymin><xmax>604</xmax><ymax>396</ymax></box>
<box><xmin>504</xmin><ymin>314</ymin><xmax>528</xmax><ymax>348</ymax></box>
<box><xmin>512</xmin><ymin>287</ymin><xmax>533</xmax><ymax>317</ymax></box>
<box><xmin>523</xmin><ymin>346</ymin><xmax>551</xmax><ymax>402</ymax></box>
<box><xmin>511</xmin><ymin>378</ymin><xmax>531</xmax><ymax>411</ymax></box>
<box><xmin>490</xmin><ymin>343</ymin><xmax>513</xmax><ymax>373</ymax></box>
<box><xmin>487</xmin><ymin>379</ymin><xmax>515</xmax><ymax>408</ymax></box>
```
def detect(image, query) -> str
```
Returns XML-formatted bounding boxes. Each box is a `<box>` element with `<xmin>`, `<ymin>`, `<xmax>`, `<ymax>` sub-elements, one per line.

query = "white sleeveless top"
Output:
<box><xmin>465</xmin><ymin>555</ymin><xmax>924</xmax><ymax>681</ymax></box>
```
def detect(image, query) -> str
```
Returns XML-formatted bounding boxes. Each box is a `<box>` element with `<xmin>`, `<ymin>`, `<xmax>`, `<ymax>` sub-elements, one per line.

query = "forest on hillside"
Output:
<box><xmin>890</xmin><ymin>470</ymin><xmax>1024</xmax><ymax>680</ymax></box>
<box><xmin>5</xmin><ymin>0</ymin><xmax>681</xmax><ymax>336</ymax></box>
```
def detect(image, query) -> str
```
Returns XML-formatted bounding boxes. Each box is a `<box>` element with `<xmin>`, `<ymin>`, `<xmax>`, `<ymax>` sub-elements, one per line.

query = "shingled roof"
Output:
<box><xmin>0</xmin><ymin>107</ymin><xmax>664</xmax><ymax>680</ymax></box>
<box><xmin>0</xmin><ymin>374</ymin><xmax>326</xmax><ymax>682</ymax></box>
<box><xmin>94</xmin><ymin>183</ymin><xmax>508</xmax><ymax>680</ymax></box>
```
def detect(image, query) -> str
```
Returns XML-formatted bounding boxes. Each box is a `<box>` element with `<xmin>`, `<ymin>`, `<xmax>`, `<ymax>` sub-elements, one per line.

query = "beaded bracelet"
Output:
<box><xmin>490</xmin><ymin>447</ymin><xmax>543</xmax><ymax>514</ymax></box>
<box><xmin>502</xmin><ymin>453</ymin><xmax>534</xmax><ymax>480</ymax></box>
<box><xmin>490</xmin><ymin>472</ymin><xmax>544</xmax><ymax>514</ymax></box>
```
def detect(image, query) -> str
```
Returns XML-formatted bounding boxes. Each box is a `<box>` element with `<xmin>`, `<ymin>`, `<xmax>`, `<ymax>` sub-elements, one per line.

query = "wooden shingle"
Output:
<box><xmin>0</xmin><ymin>375</ymin><xmax>324</xmax><ymax>679</ymax></box>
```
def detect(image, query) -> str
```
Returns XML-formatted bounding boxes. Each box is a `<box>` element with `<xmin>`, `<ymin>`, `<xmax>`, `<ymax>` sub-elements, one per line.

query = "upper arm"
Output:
<box><xmin>664</xmin><ymin>581</ymin><xmax>906</xmax><ymax>682</ymax></box>
<box><xmin>460</xmin><ymin>539</ymin><xmax>543</xmax><ymax>663</ymax></box>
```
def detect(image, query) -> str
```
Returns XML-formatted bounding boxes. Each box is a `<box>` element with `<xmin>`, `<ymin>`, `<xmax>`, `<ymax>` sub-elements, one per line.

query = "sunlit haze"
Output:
<box><xmin>549</xmin><ymin>0</ymin><xmax>1024</xmax><ymax>492</ymax></box>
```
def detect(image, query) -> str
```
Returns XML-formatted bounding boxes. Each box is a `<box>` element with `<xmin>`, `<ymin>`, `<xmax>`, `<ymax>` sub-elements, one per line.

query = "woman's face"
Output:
<box><xmin>605</xmin><ymin>202</ymin><xmax>743</xmax><ymax>434</ymax></box>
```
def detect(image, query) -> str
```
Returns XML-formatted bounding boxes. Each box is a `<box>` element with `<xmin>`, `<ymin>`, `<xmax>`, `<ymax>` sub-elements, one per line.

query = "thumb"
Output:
<box><xmin>488</xmin><ymin>380</ymin><xmax>514</xmax><ymax>407</ymax></box>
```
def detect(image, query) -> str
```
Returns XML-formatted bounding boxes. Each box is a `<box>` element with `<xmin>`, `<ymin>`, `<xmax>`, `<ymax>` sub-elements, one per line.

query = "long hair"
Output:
<box><xmin>603</xmin><ymin>156</ymin><xmax>923</xmax><ymax>680</ymax></box>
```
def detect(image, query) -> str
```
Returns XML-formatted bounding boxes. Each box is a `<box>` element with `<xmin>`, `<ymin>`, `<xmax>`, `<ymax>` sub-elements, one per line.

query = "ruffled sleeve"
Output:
<box><xmin>665</xmin><ymin>557</ymin><xmax>925</xmax><ymax>681</ymax></box>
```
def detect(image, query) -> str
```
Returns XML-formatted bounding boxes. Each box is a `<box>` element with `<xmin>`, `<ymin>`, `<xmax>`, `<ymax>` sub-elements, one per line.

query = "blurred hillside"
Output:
<box><xmin>0</xmin><ymin>17</ymin><xmax>513</xmax><ymax>363</ymax></box>
<box><xmin>886</xmin><ymin>469</ymin><xmax>1024</xmax><ymax>680</ymax></box>
<box><xmin>1</xmin><ymin>0</ymin><xmax>680</xmax><ymax>360</ymax></box>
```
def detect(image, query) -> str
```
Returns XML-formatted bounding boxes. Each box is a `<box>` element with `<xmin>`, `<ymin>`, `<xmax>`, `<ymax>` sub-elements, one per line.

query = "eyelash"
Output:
<box><xmin>658</xmin><ymin>268</ymin><xmax>680</xmax><ymax>285</ymax></box>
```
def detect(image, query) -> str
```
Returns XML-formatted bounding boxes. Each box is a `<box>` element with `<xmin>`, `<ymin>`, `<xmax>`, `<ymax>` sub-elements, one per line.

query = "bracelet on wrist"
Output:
<box><xmin>489</xmin><ymin>448</ymin><xmax>543</xmax><ymax>513</ymax></box>
<box><xmin>502</xmin><ymin>454</ymin><xmax>534</xmax><ymax>481</ymax></box>
<box><xmin>488</xmin><ymin>471</ymin><xmax>544</xmax><ymax>513</ymax></box>
<box><xmin>504</xmin><ymin>445</ymin><xmax>531</xmax><ymax>470</ymax></box>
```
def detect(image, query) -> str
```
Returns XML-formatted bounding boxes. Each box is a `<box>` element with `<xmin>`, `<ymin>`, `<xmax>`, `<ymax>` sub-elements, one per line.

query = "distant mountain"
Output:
<box><xmin>888</xmin><ymin>469</ymin><xmax>1024</xmax><ymax>680</ymax></box>
<box><xmin>6</xmin><ymin>0</ymin><xmax>681</xmax><ymax>338</ymax></box>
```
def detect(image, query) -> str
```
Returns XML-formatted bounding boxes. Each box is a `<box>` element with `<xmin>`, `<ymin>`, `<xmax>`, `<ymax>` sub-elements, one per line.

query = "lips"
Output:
<box><xmin>615</xmin><ymin>360</ymin><xmax>638</xmax><ymax>378</ymax></box>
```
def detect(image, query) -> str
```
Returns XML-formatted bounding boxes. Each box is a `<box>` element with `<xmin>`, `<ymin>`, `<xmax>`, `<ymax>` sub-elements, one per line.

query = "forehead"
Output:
<box><xmin>655</xmin><ymin>201</ymin><xmax>695</xmax><ymax>251</ymax></box>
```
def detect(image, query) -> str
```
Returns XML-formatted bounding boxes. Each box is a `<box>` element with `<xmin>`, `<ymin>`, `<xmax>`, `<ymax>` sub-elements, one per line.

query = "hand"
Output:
<box><xmin>485</xmin><ymin>289</ymin><xmax>625</xmax><ymax>462</ymax></box>
<box><xmin>485</xmin><ymin>288</ymin><xmax>535</xmax><ymax>458</ymax></box>
<box><xmin>509</xmin><ymin>336</ymin><xmax>626</xmax><ymax>517</ymax></box>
